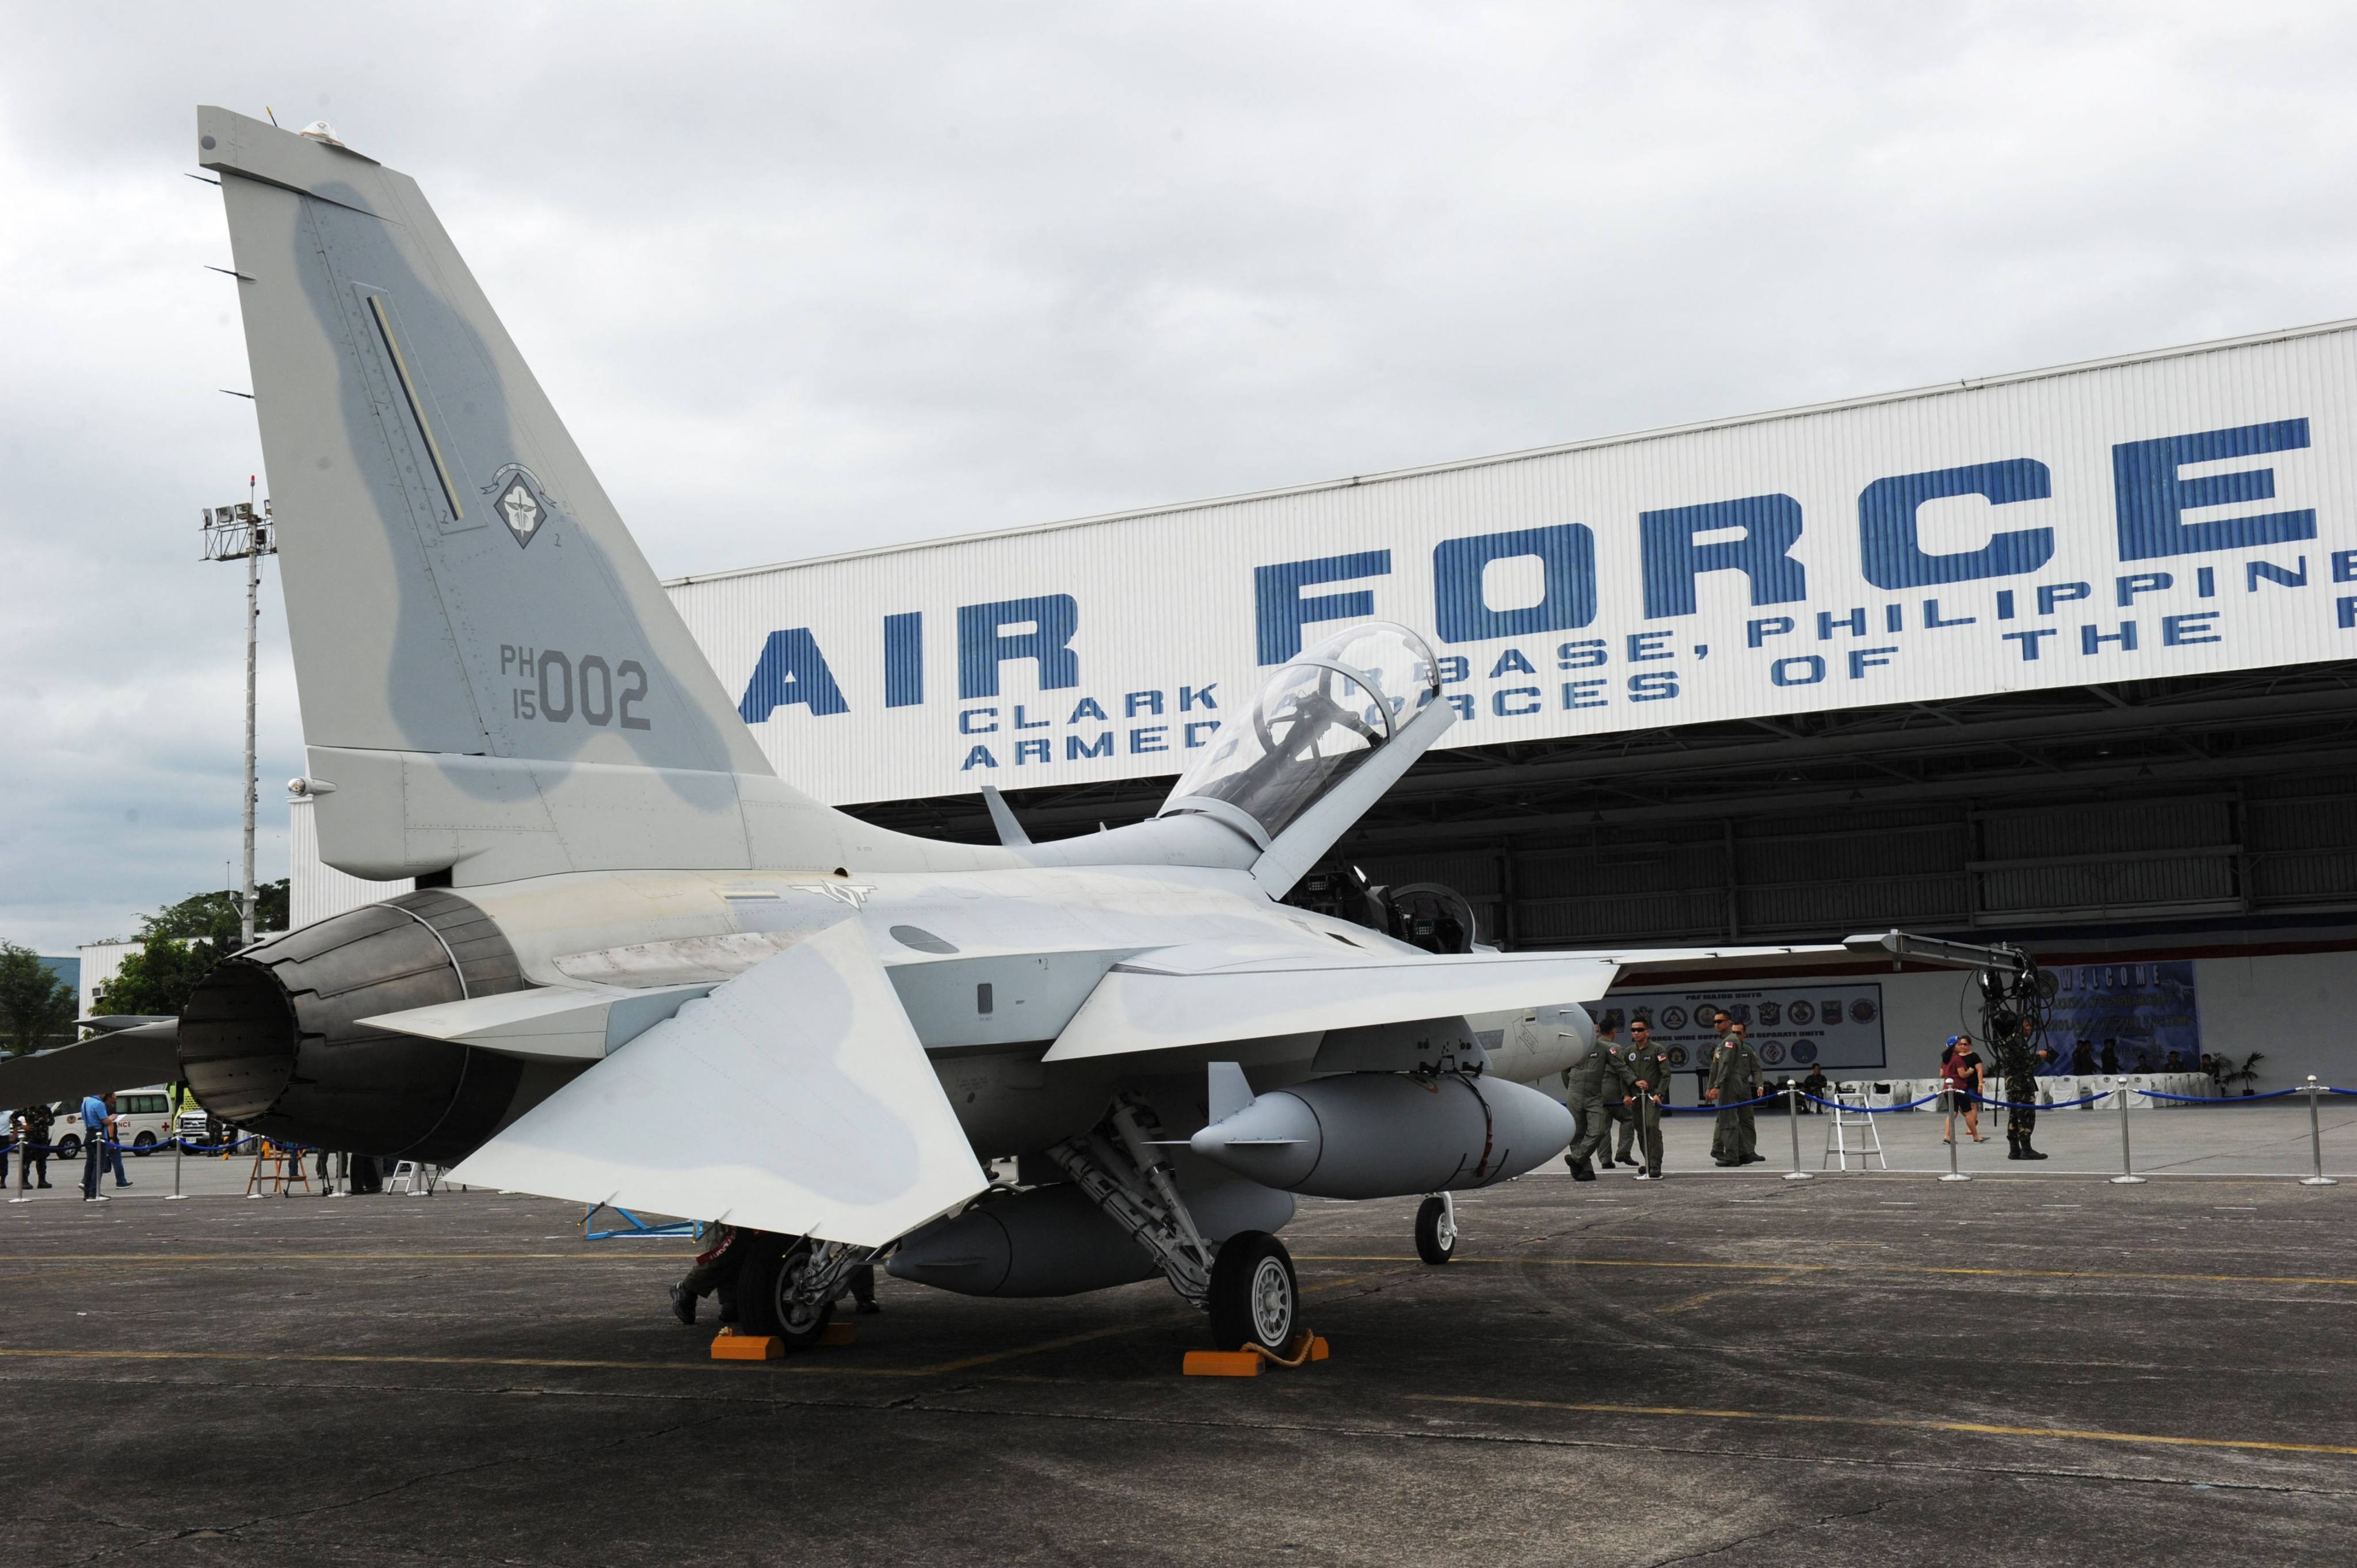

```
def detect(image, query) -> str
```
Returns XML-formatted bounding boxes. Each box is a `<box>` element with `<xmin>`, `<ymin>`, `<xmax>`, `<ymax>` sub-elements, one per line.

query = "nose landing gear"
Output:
<box><xmin>1414</xmin><ymin>1192</ymin><xmax>1457</xmax><ymax>1265</ymax></box>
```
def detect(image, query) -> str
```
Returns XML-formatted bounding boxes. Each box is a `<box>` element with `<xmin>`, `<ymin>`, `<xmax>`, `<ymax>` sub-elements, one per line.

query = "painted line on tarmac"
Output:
<box><xmin>1408</xmin><ymin>1393</ymin><xmax>2357</xmax><ymax>1459</ymax></box>
<box><xmin>1292</xmin><ymin>1254</ymin><xmax>2357</xmax><ymax>1288</ymax></box>
<box><xmin>0</xmin><ymin>1253</ymin><xmax>684</xmax><ymax>1264</ymax></box>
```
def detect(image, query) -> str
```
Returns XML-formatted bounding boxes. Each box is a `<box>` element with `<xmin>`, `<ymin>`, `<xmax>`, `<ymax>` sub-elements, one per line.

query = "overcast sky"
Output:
<box><xmin>2</xmin><ymin>1</ymin><xmax>2354</xmax><ymax>954</ymax></box>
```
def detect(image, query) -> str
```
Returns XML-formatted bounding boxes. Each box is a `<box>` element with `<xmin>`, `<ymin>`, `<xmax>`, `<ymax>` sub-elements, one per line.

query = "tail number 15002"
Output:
<box><xmin>501</xmin><ymin>645</ymin><xmax>651</xmax><ymax>730</ymax></box>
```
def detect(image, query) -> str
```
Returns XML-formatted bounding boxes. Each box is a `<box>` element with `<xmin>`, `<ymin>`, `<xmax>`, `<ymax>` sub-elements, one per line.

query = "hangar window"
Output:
<box><xmin>1159</xmin><ymin>622</ymin><xmax>1440</xmax><ymax>844</ymax></box>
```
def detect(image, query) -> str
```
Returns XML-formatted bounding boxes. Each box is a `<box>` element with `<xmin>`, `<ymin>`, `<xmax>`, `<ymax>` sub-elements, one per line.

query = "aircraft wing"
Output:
<box><xmin>0</xmin><ymin>1022</ymin><xmax>180</xmax><ymax>1104</ymax></box>
<box><xmin>448</xmin><ymin>920</ymin><xmax>987</xmax><ymax>1246</ymax></box>
<box><xmin>1042</xmin><ymin>943</ymin><xmax>1624</xmax><ymax>1062</ymax></box>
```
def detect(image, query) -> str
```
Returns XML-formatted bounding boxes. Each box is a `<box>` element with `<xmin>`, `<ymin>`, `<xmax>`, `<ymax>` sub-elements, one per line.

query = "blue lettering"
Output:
<box><xmin>2038</xmin><ymin>582</ymin><xmax>2092</xmax><ymax>615</ymax></box>
<box><xmin>1858</xmin><ymin>459</ymin><xmax>2054</xmax><ymax>589</ymax></box>
<box><xmin>1069</xmin><ymin>696</ymin><xmax>1108</xmax><ymax>722</ymax></box>
<box><xmin>1130</xmin><ymin>726</ymin><xmax>1169</xmax><ymax>754</ymax></box>
<box><xmin>1182</xmin><ymin>720</ymin><xmax>1220</xmax><ymax>748</ymax></box>
<box><xmin>961</xmin><ymin>745</ymin><xmax>998</xmax><ymax>770</ymax></box>
<box><xmin>2248</xmin><ymin>557</ymin><xmax>2308</xmax><ymax>593</ymax></box>
<box><xmin>2115</xmin><ymin>572</ymin><xmax>2172</xmax><ymax>606</ymax></box>
<box><xmin>1818</xmin><ymin>608</ymin><xmax>1866</xmax><ymax>640</ymax></box>
<box><xmin>1627</xmin><ymin>631</ymin><xmax>1673</xmax><ymax>663</ymax></box>
<box><xmin>2114</xmin><ymin>418</ymin><xmax>2316</xmax><ymax>561</ymax></box>
<box><xmin>1013</xmin><ymin>705</ymin><xmax>1049</xmax><ymax>730</ymax></box>
<box><xmin>1562</xmin><ymin>679</ymin><xmax>1607</xmax><ymax>709</ymax></box>
<box><xmin>738</xmin><ymin>628</ymin><xmax>849</xmax><ymax>722</ymax></box>
<box><xmin>1180</xmin><ymin>683</ymin><xmax>1219</xmax><ymax>711</ymax></box>
<box><xmin>1638</xmin><ymin>494</ymin><xmax>1806</xmax><ymax>619</ymax></box>
<box><xmin>1771</xmin><ymin>655</ymin><xmax>1825</xmax><ymax>686</ymax></box>
<box><xmin>1014</xmin><ymin>739</ymin><xmax>1050</xmax><ymax>765</ymax></box>
<box><xmin>1432</xmin><ymin>524</ymin><xmax>1597</xmax><ymax>643</ymax></box>
<box><xmin>1628</xmin><ymin>671</ymin><xmax>1680</xmax><ymax>702</ymax></box>
<box><xmin>958</xmin><ymin>707</ymin><xmax>998</xmax><ymax>734</ymax></box>
<box><xmin>1557</xmin><ymin>639</ymin><xmax>1607</xmax><ymax>670</ymax></box>
<box><xmin>2081</xmin><ymin>622</ymin><xmax>2139</xmax><ymax>655</ymax></box>
<box><xmin>1446</xmin><ymin>693</ymin><xmax>1476</xmax><ymax>720</ymax></box>
<box><xmin>1489</xmin><ymin>647</ymin><xmax>1536</xmax><ymax>677</ymax></box>
<box><xmin>1847</xmin><ymin>646</ymin><xmax>1897</xmax><ymax>678</ymax></box>
<box><xmin>1067</xmin><ymin>732</ymin><xmax>1113</xmax><ymax>760</ymax></box>
<box><xmin>1493</xmin><ymin>686</ymin><xmax>1542</xmax><ymax>716</ymax></box>
<box><xmin>1124</xmin><ymin>690</ymin><xmax>1165</xmax><ymax>717</ymax></box>
<box><xmin>2162</xmin><ymin>612</ymin><xmax>2221</xmax><ymax>646</ymax></box>
<box><xmin>1253</xmin><ymin>551</ymin><xmax>1390</xmax><ymax>664</ymax></box>
<box><xmin>1923</xmin><ymin>598</ymin><xmax>1974</xmax><ymax>628</ymax></box>
<box><xmin>2336</xmin><ymin>550</ymin><xmax>2357</xmax><ymax>583</ymax></box>
<box><xmin>957</xmin><ymin>595</ymin><xmax>1081</xmax><ymax>699</ymax></box>
<box><xmin>1746</xmin><ymin>616</ymin><xmax>1794</xmax><ymax>647</ymax></box>
<box><xmin>2002</xmin><ymin>629</ymin><xmax>2057</xmax><ymax>661</ymax></box>
<box><xmin>883</xmin><ymin>612</ymin><xmax>923</xmax><ymax>708</ymax></box>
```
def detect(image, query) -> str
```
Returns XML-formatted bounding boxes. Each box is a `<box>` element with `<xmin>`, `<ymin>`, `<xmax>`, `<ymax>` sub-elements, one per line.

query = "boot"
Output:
<box><xmin>2020</xmin><ymin>1140</ymin><xmax>2049</xmax><ymax>1161</ymax></box>
<box><xmin>669</xmin><ymin>1285</ymin><xmax>697</xmax><ymax>1325</ymax></box>
<box><xmin>1570</xmin><ymin>1155</ymin><xmax>1596</xmax><ymax>1182</ymax></box>
<box><xmin>2005</xmin><ymin>1131</ymin><xmax>2023</xmax><ymax>1160</ymax></box>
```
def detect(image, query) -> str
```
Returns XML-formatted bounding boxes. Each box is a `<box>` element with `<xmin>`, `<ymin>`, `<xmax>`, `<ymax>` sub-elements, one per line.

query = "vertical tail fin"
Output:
<box><xmin>201</xmin><ymin>108</ymin><xmax>787</xmax><ymax>880</ymax></box>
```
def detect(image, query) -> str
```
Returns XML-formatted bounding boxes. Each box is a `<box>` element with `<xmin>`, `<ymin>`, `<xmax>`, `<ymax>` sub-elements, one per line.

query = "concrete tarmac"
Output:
<box><xmin>7</xmin><ymin>1158</ymin><xmax>2357</xmax><ymax>1566</ymax></box>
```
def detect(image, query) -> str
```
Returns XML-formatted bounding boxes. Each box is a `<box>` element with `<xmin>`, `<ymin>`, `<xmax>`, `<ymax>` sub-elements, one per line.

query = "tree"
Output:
<box><xmin>0</xmin><ymin>943</ymin><xmax>77</xmax><ymax>1056</ymax></box>
<box><xmin>90</xmin><ymin>879</ymin><xmax>291</xmax><ymax>1020</ymax></box>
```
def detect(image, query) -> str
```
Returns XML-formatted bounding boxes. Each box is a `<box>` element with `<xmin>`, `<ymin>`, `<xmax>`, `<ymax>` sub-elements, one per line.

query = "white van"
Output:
<box><xmin>41</xmin><ymin>1087</ymin><xmax>177</xmax><ymax>1160</ymax></box>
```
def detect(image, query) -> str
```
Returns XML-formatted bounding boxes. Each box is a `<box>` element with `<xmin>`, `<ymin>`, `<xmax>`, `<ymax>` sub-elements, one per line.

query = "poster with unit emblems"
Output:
<box><xmin>1596</xmin><ymin>982</ymin><xmax>1889</xmax><ymax>1072</ymax></box>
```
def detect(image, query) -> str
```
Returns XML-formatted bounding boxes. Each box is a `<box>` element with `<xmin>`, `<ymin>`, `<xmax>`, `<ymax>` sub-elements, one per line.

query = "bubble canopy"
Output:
<box><xmin>1160</xmin><ymin>622</ymin><xmax>1442</xmax><ymax>845</ymax></box>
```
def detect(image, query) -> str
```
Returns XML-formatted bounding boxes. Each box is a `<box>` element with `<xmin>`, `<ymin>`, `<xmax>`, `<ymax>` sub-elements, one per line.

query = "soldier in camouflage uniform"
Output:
<box><xmin>1996</xmin><ymin>1016</ymin><xmax>2049</xmax><ymax>1160</ymax></box>
<box><xmin>1599</xmin><ymin>1031</ymin><xmax>1638</xmax><ymax>1168</ymax></box>
<box><xmin>1706</xmin><ymin>1020</ymin><xmax>1764</xmax><ymax>1165</ymax></box>
<box><xmin>1562</xmin><ymin>1021</ymin><xmax>1618</xmax><ymax>1181</ymax></box>
<box><xmin>1624</xmin><ymin>1017</ymin><xmax>1675</xmax><ymax>1180</ymax></box>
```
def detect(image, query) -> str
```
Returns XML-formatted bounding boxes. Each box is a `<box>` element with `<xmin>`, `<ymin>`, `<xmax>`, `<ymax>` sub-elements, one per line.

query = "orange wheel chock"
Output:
<box><xmin>1183</xmin><ymin>1333</ymin><xmax>1329</xmax><ymax>1377</ymax></box>
<box><xmin>711</xmin><ymin>1332</ymin><xmax>783</xmax><ymax>1361</ymax></box>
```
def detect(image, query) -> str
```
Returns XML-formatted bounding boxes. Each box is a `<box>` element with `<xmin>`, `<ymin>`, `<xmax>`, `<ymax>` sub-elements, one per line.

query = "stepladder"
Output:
<box><xmin>245</xmin><ymin>1141</ymin><xmax>311</xmax><ymax>1197</ymax></box>
<box><xmin>1822</xmin><ymin>1094</ymin><xmax>1888</xmax><ymax>1170</ymax></box>
<box><xmin>386</xmin><ymin>1160</ymin><xmax>442</xmax><ymax>1196</ymax></box>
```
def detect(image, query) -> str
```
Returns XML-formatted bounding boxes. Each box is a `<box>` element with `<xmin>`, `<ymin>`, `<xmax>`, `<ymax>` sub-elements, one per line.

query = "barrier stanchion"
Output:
<box><xmin>1783</xmin><ymin>1080</ymin><xmax>1812</xmax><ymax>1181</ymax></box>
<box><xmin>167</xmin><ymin>1135</ymin><xmax>186</xmax><ymax>1201</ymax></box>
<box><xmin>2110</xmin><ymin>1078</ymin><xmax>2146</xmax><ymax>1184</ymax></box>
<box><xmin>2301</xmin><ymin>1077</ymin><xmax>2336</xmax><ymax>1187</ymax></box>
<box><xmin>1940</xmin><ymin>1088</ymin><xmax>1970</xmax><ymax>1183</ymax></box>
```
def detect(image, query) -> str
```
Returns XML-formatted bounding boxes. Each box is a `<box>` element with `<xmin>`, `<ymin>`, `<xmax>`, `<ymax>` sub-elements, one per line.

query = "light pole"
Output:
<box><xmin>201</xmin><ymin>481</ymin><xmax>276</xmax><ymax>947</ymax></box>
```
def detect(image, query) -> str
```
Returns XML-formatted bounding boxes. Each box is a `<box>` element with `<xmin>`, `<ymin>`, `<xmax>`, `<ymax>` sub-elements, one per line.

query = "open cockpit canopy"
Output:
<box><xmin>1160</xmin><ymin>622</ymin><xmax>1441</xmax><ymax>846</ymax></box>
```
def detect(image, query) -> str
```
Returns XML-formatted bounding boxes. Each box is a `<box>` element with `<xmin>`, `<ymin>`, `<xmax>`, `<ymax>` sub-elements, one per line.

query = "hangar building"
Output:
<box><xmin>293</xmin><ymin>319</ymin><xmax>2357</xmax><ymax>1093</ymax></box>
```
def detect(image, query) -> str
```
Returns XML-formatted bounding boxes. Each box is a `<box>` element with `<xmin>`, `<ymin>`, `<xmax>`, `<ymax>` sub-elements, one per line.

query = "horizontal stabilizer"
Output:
<box><xmin>448</xmin><ymin>920</ymin><xmax>986</xmax><ymax>1246</ymax></box>
<box><xmin>358</xmin><ymin>983</ymin><xmax>714</xmax><ymax>1063</ymax></box>
<box><xmin>0</xmin><ymin>1023</ymin><xmax>180</xmax><ymax>1104</ymax></box>
<box><xmin>1046</xmin><ymin>945</ymin><xmax>1623</xmax><ymax>1062</ymax></box>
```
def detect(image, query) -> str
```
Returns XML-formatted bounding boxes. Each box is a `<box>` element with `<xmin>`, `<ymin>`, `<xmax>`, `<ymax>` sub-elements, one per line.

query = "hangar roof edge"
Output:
<box><xmin>662</xmin><ymin>312</ymin><xmax>2357</xmax><ymax>589</ymax></box>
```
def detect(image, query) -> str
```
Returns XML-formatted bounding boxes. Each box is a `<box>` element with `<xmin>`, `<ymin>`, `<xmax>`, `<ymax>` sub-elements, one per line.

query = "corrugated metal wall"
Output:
<box><xmin>1352</xmin><ymin>772</ymin><xmax>2357</xmax><ymax>947</ymax></box>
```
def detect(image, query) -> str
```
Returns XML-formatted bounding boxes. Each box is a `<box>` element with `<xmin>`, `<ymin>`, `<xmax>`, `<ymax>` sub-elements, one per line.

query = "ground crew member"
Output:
<box><xmin>1706</xmin><ymin>1021</ymin><xmax>1764</xmax><ymax>1165</ymax></box>
<box><xmin>13</xmin><ymin>1105</ymin><xmax>54</xmax><ymax>1193</ymax></box>
<box><xmin>101</xmin><ymin>1093</ymin><xmax>131</xmax><ymax>1190</ymax></box>
<box><xmin>78</xmin><ymin>1092</ymin><xmax>110</xmax><ymax>1201</ymax></box>
<box><xmin>1994</xmin><ymin>1016</ymin><xmax>2049</xmax><ymax>1160</ymax></box>
<box><xmin>1799</xmin><ymin>1063</ymin><xmax>1830</xmax><ymax>1111</ymax></box>
<box><xmin>672</xmin><ymin>1224</ymin><xmax>744</xmax><ymax>1323</ymax></box>
<box><xmin>1624</xmin><ymin>1018</ymin><xmax>1673</xmax><ymax>1180</ymax></box>
<box><xmin>1598</xmin><ymin>1030</ymin><xmax>1637</xmax><ymax>1168</ymax></box>
<box><xmin>1561</xmin><ymin>1021</ymin><xmax>1618</xmax><ymax>1181</ymax></box>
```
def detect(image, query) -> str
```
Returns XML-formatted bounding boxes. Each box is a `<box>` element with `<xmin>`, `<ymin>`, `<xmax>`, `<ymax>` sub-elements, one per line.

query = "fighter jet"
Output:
<box><xmin>2</xmin><ymin>109</ymin><xmax>1885</xmax><ymax>1353</ymax></box>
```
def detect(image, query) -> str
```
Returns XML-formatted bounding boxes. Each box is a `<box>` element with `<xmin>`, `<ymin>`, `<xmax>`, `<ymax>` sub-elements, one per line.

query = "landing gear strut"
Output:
<box><xmin>1048</xmin><ymin>1095</ymin><xmax>1302</xmax><ymax>1352</ymax></box>
<box><xmin>734</xmin><ymin>1234</ymin><xmax>872</xmax><ymax>1350</ymax></box>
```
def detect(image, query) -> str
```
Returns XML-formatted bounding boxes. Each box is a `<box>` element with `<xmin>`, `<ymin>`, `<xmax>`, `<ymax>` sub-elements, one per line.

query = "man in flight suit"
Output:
<box><xmin>1562</xmin><ymin>1021</ymin><xmax>1618</xmax><ymax>1181</ymax></box>
<box><xmin>1624</xmin><ymin>1018</ymin><xmax>1674</xmax><ymax>1180</ymax></box>
<box><xmin>1706</xmin><ymin>1021</ymin><xmax>1765</xmax><ymax>1166</ymax></box>
<box><xmin>1597</xmin><ymin>1030</ymin><xmax>1637</xmax><ymax>1169</ymax></box>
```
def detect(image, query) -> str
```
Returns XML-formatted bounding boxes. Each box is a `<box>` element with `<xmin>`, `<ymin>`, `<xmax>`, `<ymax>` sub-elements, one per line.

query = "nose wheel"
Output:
<box><xmin>1414</xmin><ymin>1193</ymin><xmax>1457</xmax><ymax>1265</ymax></box>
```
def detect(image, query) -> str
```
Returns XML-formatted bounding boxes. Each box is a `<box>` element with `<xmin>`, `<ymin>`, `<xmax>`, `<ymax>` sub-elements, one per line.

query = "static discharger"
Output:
<box><xmin>1183</xmin><ymin>1333</ymin><xmax>1330</xmax><ymax>1378</ymax></box>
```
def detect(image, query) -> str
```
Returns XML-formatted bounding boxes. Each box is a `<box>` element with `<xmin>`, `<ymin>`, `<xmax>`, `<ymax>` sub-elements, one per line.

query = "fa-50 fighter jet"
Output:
<box><xmin>5</xmin><ymin>109</ymin><xmax>1896</xmax><ymax>1354</ymax></box>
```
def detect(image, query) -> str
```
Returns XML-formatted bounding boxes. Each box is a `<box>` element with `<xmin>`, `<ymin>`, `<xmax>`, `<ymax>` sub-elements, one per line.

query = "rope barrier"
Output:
<box><xmin>1962</xmin><ymin>1089</ymin><xmax>2112</xmax><ymax>1111</ymax></box>
<box><xmin>2140</xmin><ymin>1087</ymin><xmax>2302</xmax><ymax>1103</ymax></box>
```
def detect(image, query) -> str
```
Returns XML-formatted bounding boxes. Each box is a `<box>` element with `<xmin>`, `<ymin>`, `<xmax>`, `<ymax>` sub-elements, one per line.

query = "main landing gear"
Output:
<box><xmin>1414</xmin><ymin>1192</ymin><xmax>1457</xmax><ymax>1265</ymax></box>
<box><xmin>1048</xmin><ymin>1096</ymin><xmax>1305</xmax><ymax>1355</ymax></box>
<box><xmin>733</xmin><ymin>1234</ymin><xmax>872</xmax><ymax>1350</ymax></box>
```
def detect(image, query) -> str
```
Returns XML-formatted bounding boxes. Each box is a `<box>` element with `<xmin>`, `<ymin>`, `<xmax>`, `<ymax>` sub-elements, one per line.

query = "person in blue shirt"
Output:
<box><xmin>101</xmin><ymin>1093</ymin><xmax>132</xmax><ymax>1190</ymax></box>
<box><xmin>79</xmin><ymin>1093</ymin><xmax>109</xmax><ymax>1201</ymax></box>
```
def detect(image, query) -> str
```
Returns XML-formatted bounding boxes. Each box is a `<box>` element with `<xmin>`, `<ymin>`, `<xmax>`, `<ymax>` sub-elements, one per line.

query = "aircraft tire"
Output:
<box><xmin>1414</xmin><ymin>1195</ymin><xmax>1456</xmax><ymax>1265</ymax></box>
<box><xmin>1207</xmin><ymin>1231</ymin><xmax>1298</xmax><ymax>1353</ymax></box>
<box><xmin>733</xmin><ymin>1233</ymin><xmax>836</xmax><ymax>1350</ymax></box>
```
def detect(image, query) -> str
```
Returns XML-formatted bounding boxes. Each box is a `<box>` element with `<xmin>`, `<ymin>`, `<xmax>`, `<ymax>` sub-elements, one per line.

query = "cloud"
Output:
<box><xmin>3</xmin><ymin>1</ymin><xmax>2354</xmax><ymax>949</ymax></box>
